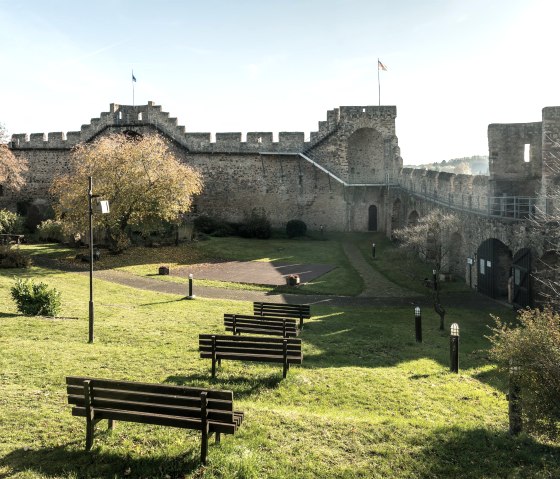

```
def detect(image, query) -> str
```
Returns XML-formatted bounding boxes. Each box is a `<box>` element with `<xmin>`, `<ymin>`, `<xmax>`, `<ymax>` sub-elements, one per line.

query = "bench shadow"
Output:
<box><xmin>0</xmin><ymin>442</ymin><xmax>203</xmax><ymax>479</ymax></box>
<box><xmin>413</xmin><ymin>426</ymin><xmax>560</xmax><ymax>478</ymax></box>
<box><xmin>165</xmin><ymin>372</ymin><xmax>283</xmax><ymax>399</ymax></box>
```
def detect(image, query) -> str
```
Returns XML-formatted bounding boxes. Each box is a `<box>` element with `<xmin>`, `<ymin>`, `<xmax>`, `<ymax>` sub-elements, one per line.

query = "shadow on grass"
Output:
<box><xmin>0</xmin><ymin>441</ymin><xmax>204</xmax><ymax>479</ymax></box>
<box><xmin>166</xmin><ymin>372</ymin><xmax>283</xmax><ymax>399</ymax></box>
<box><xmin>413</xmin><ymin>426</ymin><xmax>560</xmax><ymax>478</ymax></box>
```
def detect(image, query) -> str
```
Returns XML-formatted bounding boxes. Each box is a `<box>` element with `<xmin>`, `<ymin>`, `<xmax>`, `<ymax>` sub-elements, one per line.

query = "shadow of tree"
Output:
<box><xmin>413</xmin><ymin>426</ymin><xmax>560</xmax><ymax>478</ymax></box>
<box><xmin>0</xmin><ymin>442</ymin><xmax>203</xmax><ymax>479</ymax></box>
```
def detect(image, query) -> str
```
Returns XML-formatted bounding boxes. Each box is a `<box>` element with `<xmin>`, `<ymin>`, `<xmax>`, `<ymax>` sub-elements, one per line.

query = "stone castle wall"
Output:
<box><xmin>5</xmin><ymin>102</ymin><xmax>560</xmax><ymax>234</ymax></box>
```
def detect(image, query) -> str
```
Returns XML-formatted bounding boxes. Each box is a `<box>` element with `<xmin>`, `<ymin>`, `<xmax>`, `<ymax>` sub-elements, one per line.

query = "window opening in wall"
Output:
<box><xmin>138</xmin><ymin>112</ymin><xmax>143</xmax><ymax>121</ymax></box>
<box><xmin>118</xmin><ymin>111</ymin><xmax>123</xmax><ymax>120</ymax></box>
<box><xmin>362</xmin><ymin>108</ymin><xmax>366</xmax><ymax>113</ymax></box>
<box><xmin>0</xmin><ymin>184</ymin><xmax>3</xmax><ymax>197</ymax></box>
<box><xmin>524</xmin><ymin>143</ymin><xmax>530</xmax><ymax>163</ymax></box>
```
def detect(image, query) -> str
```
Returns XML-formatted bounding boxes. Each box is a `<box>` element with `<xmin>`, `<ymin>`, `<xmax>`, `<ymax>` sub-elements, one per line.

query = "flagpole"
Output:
<box><xmin>132</xmin><ymin>70</ymin><xmax>135</xmax><ymax>106</ymax></box>
<box><xmin>378</xmin><ymin>58</ymin><xmax>381</xmax><ymax>106</ymax></box>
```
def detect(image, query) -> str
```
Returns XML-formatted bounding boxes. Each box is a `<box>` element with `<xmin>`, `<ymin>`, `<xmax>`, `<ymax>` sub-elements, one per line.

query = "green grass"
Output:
<box><xmin>20</xmin><ymin>236</ymin><xmax>364</xmax><ymax>296</ymax></box>
<box><xmin>1</xmin><ymin>263</ymin><xmax>558</xmax><ymax>478</ymax></box>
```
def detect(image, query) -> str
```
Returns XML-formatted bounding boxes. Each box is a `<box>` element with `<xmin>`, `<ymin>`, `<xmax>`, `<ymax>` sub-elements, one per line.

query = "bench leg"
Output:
<box><xmin>215</xmin><ymin>432</ymin><xmax>221</xmax><ymax>444</ymax></box>
<box><xmin>282</xmin><ymin>339</ymin><xmax>288</xmax><ymax>378</ymax></box>
<box><xmin>108</xmin><ymin>419</ymin><xmax>114</xmax><ymax>431</ymax></box>
<box><xmin>200</xmin><ymin>392</ymin><xmax>209</xmax><ymax>465</ymax></box>
<box><xmin>84</xmin><ymin>380</ymin><xmax>95</xmax><ymax>451</ymax></box>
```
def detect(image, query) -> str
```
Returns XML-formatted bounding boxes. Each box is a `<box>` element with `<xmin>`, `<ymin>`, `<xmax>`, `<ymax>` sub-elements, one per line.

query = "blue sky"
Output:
<box><xmin>1</xmin><ymin>0</ymin><xmax>558</xmax><ymax>164</ymax></box>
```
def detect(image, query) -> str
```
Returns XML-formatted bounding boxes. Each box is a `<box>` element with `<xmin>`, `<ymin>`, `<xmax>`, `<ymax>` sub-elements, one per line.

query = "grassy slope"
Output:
<box><xmin>20</xmin><ymin>235</ymin><xmax>364</xmax><ymax>296</ymax></box>
<box><xmin>0</xmin><ymin>266</ymin><xmax>558</xmax><ymax>478</ymax></box>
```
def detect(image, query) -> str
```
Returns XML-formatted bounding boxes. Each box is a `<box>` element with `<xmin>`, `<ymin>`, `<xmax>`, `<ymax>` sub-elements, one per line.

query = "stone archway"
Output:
<box><xmin>449</xmin><ymin>232</ymin><xmax>463</xmax><ymax>278</ymax></box>
<box><xmin>407</xmin><ymin>210</ymin><xmax>419</xmax><ymax>226</ymax></box>
<box><xmin>368</xmin><ymin>205</ymin><xmax>378</xmax><ymax>231</ymax></box>
<box><xmin>476</xmin><ymin>238</ymin><xmax>512</xmax><ymax>299</ymax></box>
<box><xmin>391</xmin><ymin>198</ymin><xmax>402</xmax><ymax>232</ymax></box>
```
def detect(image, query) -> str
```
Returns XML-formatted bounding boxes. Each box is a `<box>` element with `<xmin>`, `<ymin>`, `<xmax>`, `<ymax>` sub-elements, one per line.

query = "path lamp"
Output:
<box><xmin>432</xmin><ymin>269</ymin><xmax>438</xmax><ymax>291</ymax></box>
<box><xmin>88</xmin><ymin>176</ymin><xmax>110</xmax><ymax>344</ymax></box>
<box><xmin>372</xmin><ymin>243</ymin><xmax>376</xmax><ymax>259</ymax></box>
<box><xmin>414</xmin><ymin>306</ymin><xmax>422</xmax><ymax>343</ymax></box>
<box><xmin>186</xmin><ymin>273</ymin><xmax>196</xmax><ymax>300</ymax></box>
<box><xmin>450</xmin><ymin>323</ymin><xmax>460</xmax><ymax>373</ymax></box>
<box><xmin>508</xmin><ymin>360</ymin><xmax>522</xmax><ymax>435</ymax></box>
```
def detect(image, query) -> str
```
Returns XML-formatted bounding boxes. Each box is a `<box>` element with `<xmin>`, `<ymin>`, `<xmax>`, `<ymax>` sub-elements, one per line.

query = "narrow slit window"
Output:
<box><xmin>524</xmin><ymin>143</ymin><xmax>530</xmax><ymax>163</ymax></box>
<box><xmin>138</xmin><ymin>112</ymin><xmax>143</xmax><ymax>121</ymax></box>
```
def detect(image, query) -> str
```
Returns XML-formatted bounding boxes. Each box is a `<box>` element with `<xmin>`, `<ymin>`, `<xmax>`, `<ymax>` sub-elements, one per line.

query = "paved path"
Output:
<box><xmin>32</xmin><ymin>254</ymin><xmax>506</xmax><ymax>311</ymax></box>
<box><xmin>341</xmin><ymin>241</ymin><xmax>420</xmax><ymax>298</ymax></box>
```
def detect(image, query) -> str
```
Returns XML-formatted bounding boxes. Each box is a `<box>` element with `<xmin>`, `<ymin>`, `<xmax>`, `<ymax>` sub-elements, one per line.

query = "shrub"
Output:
<box><xmin>488</xmin><ymin>307</ymin><xmax>560</xmax><ymax>437</ymax></box>
<box><xmin>0</xmin><ymin>245</ymin><xmax>31</xmax><ymax>268</ymax></box>
<box><xmin>37</xmin><ymin>219</ymin><xmax>65</xmax><ymax>242</ymax></box>
<box><xmin>286</xmin><ymin>219</ymin><xmax>307</xmax><ymax>238</ymax></box>
<box><xmin>11</xmin><ymin>278</ymin><xmax>62</xmax><ymax>316</ymax></box>
<box><xmin>239</xmin><ymin>213</ymin><xmax>271</xmax><ymax>239</ymax></box>
<box><xmin>0</xmin><ymin>209</ymin><xmax>23</xmax><ymax>234</ymax></box>
<box><xmin>193</xmin><ymin>215</ymin><xmax>220</xmax><ymax>234</ymax></box>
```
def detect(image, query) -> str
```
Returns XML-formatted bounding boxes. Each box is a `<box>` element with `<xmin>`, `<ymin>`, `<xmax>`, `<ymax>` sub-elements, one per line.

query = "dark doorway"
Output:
<box><xmin>368</xmin><ymin>205</ymin><xmax>378</xmax><ymax>231</ymax></box>
<box><xmin>512</xmin><ymin>248</ymin><xmax>532</xmax><ymax>308</ymax></box>
<box><xmin>477</xmin><ymin>238</ymin><xmax>512</xmax><ymax>299</ymax></box>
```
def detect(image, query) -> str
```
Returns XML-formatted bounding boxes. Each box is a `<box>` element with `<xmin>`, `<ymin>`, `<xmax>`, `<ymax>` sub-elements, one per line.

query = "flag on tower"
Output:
<box><xmin>378</xmin><ymin>60</ymin><xmax>388</xmax><ymax>71</ymax></box>
<box><xmin>132</xmin><ymin>71</ymin><xmax>137</xmax><ymax>82</ymax></box>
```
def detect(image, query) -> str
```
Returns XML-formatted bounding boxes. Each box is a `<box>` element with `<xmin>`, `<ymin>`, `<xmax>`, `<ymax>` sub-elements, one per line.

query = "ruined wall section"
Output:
<box><xmin>488</xmin><ymin>121</ymin><xmax>543</xmax><ymax>197</ymax></box>
<box><xmin>541</xmin><ymin>107</ymin><xmax>560</xmax><ymax>206</ymax></box>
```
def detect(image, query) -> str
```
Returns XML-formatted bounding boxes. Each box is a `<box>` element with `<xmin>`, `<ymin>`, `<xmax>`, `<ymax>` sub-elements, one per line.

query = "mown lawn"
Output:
<box><xmin>20</xmin><ymin>235</ymin><xmax>364</xmax><ymax>296</ymax></box>
<box><xmin>1</xmin><ymin>264</ymin><xmax>558</xmax><ymax>478</ymax></box>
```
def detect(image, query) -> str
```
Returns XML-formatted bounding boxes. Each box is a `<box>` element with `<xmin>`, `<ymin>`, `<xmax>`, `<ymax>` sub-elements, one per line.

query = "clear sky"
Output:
<box><xmin>1</xmin><ymin>0</ymin><xmax>558</xmax><ymax>165</ymax></box>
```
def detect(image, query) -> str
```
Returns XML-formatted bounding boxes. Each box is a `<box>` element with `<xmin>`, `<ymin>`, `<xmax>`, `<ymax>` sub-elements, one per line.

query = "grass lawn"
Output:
<box><xmin>20</xmin><ymin>235</ymin><xmax>364</xmax><ymax>296</ymax></box>
<box><xmin>1</xmin><ymin>263</ymin><xmax>558</xmax><ymax>478</ymax></box>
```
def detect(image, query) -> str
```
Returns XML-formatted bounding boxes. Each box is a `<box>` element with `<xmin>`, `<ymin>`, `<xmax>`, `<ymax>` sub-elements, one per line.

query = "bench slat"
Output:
<box><xmin>199</xmin><ymin>334</ymin><xmax>300</xmax><ymax>345</ymax></box>
<box><xmin>71</xmin><ymin>407</ymin><xmax>238</xmax><ymax>434</ymax></box>
<box><xmin>200</xmin><ymin>351</ymin><xmax>302</xmax><ymax>364</ymax></box>
<box><xmin>66</xmin><ymin>386</ymin><xmax>233</xmax><ymax>411</ymax></box>
<box><xmin>66</xmin><ymin>376</ymin><xmax>232</xmax><ymax>400</ymax></box>
<box><xmin>68</xmin><ymin>395</ymin><xmax>235</xmax><ymax>422</ymax></box>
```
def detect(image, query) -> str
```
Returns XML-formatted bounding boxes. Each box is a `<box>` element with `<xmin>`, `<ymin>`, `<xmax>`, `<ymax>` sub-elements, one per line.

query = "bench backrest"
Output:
<box><xmin>66</xmin><ymin>376</ymin><xmax>237</xmax><ymax>432</ymax></box>
<box><xmin>224</xmin><ymin>313</ymin><xmax>298</xmax><ymax>337</ymax></box>
<box><xmin>199</xmin><ymin>334</ymin><xmax>302</xmax><ymax>362</ymax></box>
<box><xmin>253</xmin><ymin>302</ymin><xmax>310</xmax><ymax>319</ymax></box>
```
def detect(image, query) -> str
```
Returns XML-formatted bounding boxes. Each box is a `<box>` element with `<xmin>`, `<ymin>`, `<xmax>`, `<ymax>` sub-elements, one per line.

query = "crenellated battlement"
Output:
<box><xmin>10</xmin><ymin>102</ymin><xmax>392</xmax><ymax>155</ymax></box>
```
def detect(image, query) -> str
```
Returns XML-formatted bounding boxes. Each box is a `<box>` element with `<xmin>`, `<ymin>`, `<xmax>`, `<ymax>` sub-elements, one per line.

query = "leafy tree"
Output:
<box><xmin>50</xmin><ymin>133</ymin><xmax>203</xmax><ymax>250</ymax></box>
<box><xmin>488</xmin><ymin>307</ymin><xmax>560</xmax><ymax>437</ymax></box>
<box><xmin>0</xmin><ymin>123</ymin><xmax>28</xmax><ymax>192</ymax></box>
<box><xmin>393</xmin><ymin>209</ymin><xmax>460</xmax><ymax>330</ymax></box>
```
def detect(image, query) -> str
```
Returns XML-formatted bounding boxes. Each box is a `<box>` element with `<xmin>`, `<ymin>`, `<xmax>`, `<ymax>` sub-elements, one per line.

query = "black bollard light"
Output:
<box><xmin>186</xmin><ymin>273</ymin><xmax>196</xmax><ymax>300</ymax></box>
<box><xmin>432</xmin><ymin>269</ymin><xmax>438</xmax><ymax>291</ymax></box>
<box><xmin>450</xmin><ymin>323</ymin><xmax>459</xmax><ymax>373</ymax></box>
<box><xmin>414</xmin><ymin>306</ymin><xmax>422</xmax><ymax>343</ymax></box>
<box><xmin>372</xmin><ymin>243</ymin><xmax>376</xmax><ymax>259</ymax></box>
<box><xmin>508</xmin><ymin>361</ymin><xmax>522</xmax><ymax>435</ymax></box>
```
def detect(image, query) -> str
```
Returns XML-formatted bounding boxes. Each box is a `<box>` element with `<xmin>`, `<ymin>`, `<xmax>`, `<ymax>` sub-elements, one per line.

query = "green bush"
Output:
<box><xmin>488</xmin><ymin>307</ymin><xmax>560</xmax><ymax>437</ymax></box>
<box><xmin>0</xmin><ymin>209</ymin><xmax>23</xmax><ymax>234</ymax></box>
<box><xmin>286</xmin><ymin>219</ymin><xmax>307</xmax><ymax>238</ymax></box>
<box><xmin>239</xmin><ymin>213</ymin><xmax>271</xmax><ymax>239</ymax></box>
<box><xmin>193</xmin><ymin>215</ymin><xmax>220</xmax><ymax>234</ymax></box>
<box><xmin>0</xmin><ymin>245</ymin><xmax>31</xmax><ymax>268</ymax></box>
<box><xmin>37</xmin><ymin>219</ymin><xmax>65</xmax><ymax>242</ymax></box>
<box><xmin>11</xmin><ymin>278</ymin><xmax>62</xmax><ymax>316</ymax></box>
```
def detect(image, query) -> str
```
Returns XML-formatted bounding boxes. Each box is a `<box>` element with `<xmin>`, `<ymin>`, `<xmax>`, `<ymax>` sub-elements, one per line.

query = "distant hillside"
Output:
<box><xmin>408</xmin><ymin>155</ymin><xmax>489</xmax><ymax>175</ymax></box>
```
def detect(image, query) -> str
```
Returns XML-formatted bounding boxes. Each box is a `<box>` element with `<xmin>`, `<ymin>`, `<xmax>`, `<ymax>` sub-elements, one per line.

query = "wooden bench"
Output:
<box><xmin>224</xmin><ymin>313</ymin><xmax>299</xmax><ymax>337</ymax></box>
<box><xmin>253</xmin><ymin>302</ymin><xmax>311</xmax><ymax>329</ymax></box>
<box><xmin>199</xmin><ymin>334</ymin><xmax>302</xmax><ymax>378</ymax></box>
<box><xmin>66</xmin><ymin>376</ymin><xmax>244</xmax><ymax>464</ymax></box>
<box><xmin>0</xmin><ymin>233</ymin><xmax>24</xmax><ymax>245</ymax></box>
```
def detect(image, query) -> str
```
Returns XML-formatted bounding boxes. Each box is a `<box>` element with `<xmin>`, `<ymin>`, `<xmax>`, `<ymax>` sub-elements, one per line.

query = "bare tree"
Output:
<box><xmin>393</xmin><ymin>209</ymin><xmax>460</xmax><ymax>330</ymax></box>
<box><xmin>0</xmin><ymin>123</ymin><xmax>28</xmax><ymax>192</ymax></box>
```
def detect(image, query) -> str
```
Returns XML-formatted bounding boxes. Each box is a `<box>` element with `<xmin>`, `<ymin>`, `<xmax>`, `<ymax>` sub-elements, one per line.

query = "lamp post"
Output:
<box><xmin>372</xmin><ymin>243</ymin><xmax>376</xmax><ymax>259</ymax></box>
<box><xmin>450</xmin><ymin>323</ymin><xmax>460</xmax><ymax>373</ymax></box>
<box><xmin>414</xmin><ymin>306</ymin><xmax>422</xmax><ymax>343</ymax></box>
<box><xmin>187</xmin><ymin>273</ymin><xmax>196</xmax><ymax>300</ymax></box>
<box><xmin>88</xmin><ymin>176</ymin><xmax>109</xmax><ymax>343</ymax></box>
<box><xmin>432</xmin><ymin>269</ymin><xmax>438</xmax><ymax>291</ymax></box>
